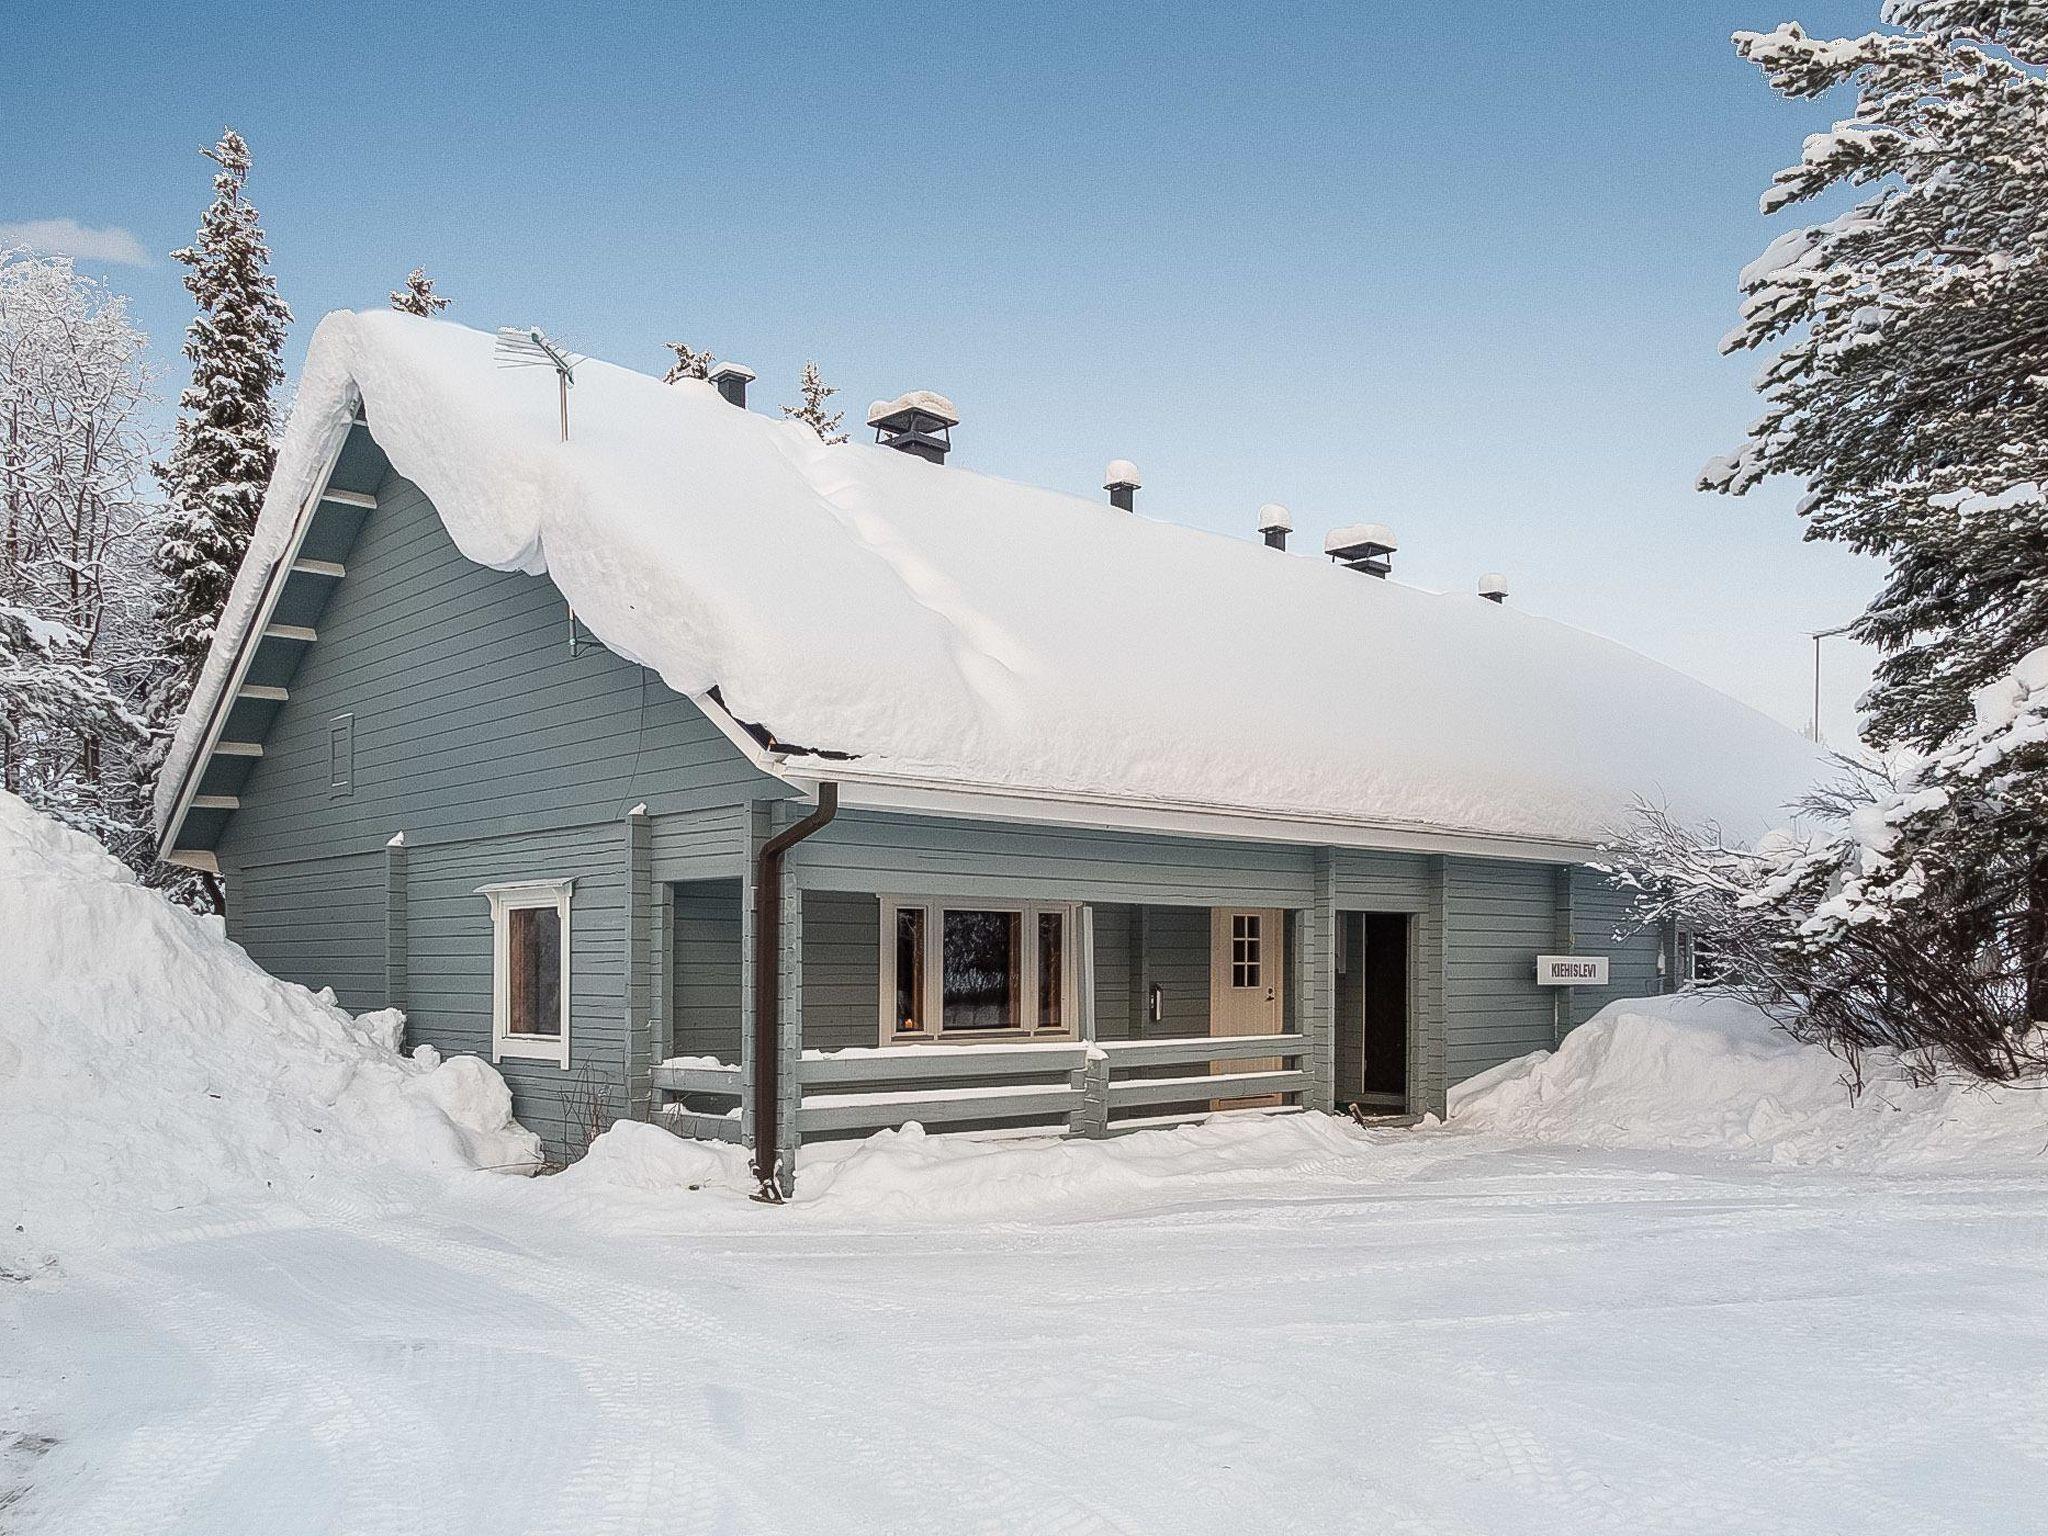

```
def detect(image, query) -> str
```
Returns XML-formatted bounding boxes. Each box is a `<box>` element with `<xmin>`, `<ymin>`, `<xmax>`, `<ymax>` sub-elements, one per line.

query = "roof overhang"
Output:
<box><xmin>772</xmin><ymin>761</ymin><xmax>1599</xmax><ymax>865</ymax></box>
<box><xmin>155</xmin><ymin>403</ymin><xmax>371</xmax><ymax>862</ymax></box>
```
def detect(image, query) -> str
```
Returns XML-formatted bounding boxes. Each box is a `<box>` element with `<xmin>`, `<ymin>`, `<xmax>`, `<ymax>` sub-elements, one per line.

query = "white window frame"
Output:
<box><xmin>477</xmin><ymin>878</ymin><xmax>574</xmax><ymax>1066</ymax></box>
<box><xmin>876</xmin><ymin>896</ymin><xmax>1080</xmax><ymax>1046</ymax></box>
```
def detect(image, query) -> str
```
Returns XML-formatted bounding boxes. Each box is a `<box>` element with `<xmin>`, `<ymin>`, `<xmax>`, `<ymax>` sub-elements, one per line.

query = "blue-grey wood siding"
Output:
<box><xmin>210</xmin><ymin>461</ymin><xmax>780</xmax><ymax>1162</ymax></box>
<box><xmin>214</xmin><ymin>466</ymin><xmax>783</xmax><ymax>870</ymax></box>
<box><xmin>1565</xmin><ymin>869</ymin><xmax>1666</xmax><ymax>1031</ymax></box>
<box><xmin>401</xmin><ymin>824</ymin><xmax>624</xmax><ymax>1160</ymax></box>
<box><xmin>227</xmin><ymin>851</ymin><xmax>386</xmax><ymax>1015</ymax></box>
<box><xmin>801</xmin><ymin>890</ymin><xmax>881</xmax><ymax>1051</ymax></box>
<box><xmin>1441</xmin><ymin>858</ymin><xmax>1559</xmax><ymax>1084</ymax></box>
<box><xmin>789</xmin><ymin>810</ymin><xmax>1316</xmax><ymax>907</ymax></box>
<box><xmin>671</xmin><ymin>879</ymin><xmax>743</xmax><ymax>1062</ymax></box>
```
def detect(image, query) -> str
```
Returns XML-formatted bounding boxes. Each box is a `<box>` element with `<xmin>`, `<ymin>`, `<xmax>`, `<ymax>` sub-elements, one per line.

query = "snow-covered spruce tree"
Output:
<box><xmin>0</xmin><ymin>248</ymin><xmax>157</xmax><ymax>851</ymax></box>
<box><xmin>388</xmin><ymin>266</ymin><xmax>449</xmax><ymax>317</ymax></box>
<box><xmin>782</xmin><ymin>361</ymin><xmax>846</xmax><ymax>443</ymax></box>
<box><xmin>662</xmin><ymin>341</ymin><xmax>715</xmax><ymax>383</ymax></box>
<box><xmin>1703</xmin><ymin>3</ymin><xmax>2048</xmax><ymax>750</ymax></box>
<box><xmin>1672</xmin><ymin>2</ymin><xmax>2048</xmax><ymax>1060</ymax></box>
<box><xmin>153</xmin><ymin>129</ymin><xmax>291</xmax><ymax>720</ymax></box>
<box><xmin>1605</xmin><ymin>646</ymin><xmax>2048</xmax><ymax>1079</ymax></box>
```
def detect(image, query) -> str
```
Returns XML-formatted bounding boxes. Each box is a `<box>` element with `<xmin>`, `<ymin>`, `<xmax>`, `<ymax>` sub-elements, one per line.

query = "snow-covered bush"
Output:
<box><xmin>1604</xmin><ymin>649</ymin><xmax>2048</xmax><ymax>1081</ymax></box>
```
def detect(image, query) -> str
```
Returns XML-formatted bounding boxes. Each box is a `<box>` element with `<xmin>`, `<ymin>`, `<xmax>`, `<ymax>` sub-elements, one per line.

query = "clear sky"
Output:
<box><xmin>5</xmin><ymin>0</ymin><xmax>1887</xmax><ymax>743</ymax></box>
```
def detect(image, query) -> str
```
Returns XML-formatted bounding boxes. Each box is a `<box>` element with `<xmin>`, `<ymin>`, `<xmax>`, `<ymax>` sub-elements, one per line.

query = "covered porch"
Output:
<box><xmin>645</xmin><ymin>875</ymin><xmax>1421</xmax><ymax>1193</ymax></box>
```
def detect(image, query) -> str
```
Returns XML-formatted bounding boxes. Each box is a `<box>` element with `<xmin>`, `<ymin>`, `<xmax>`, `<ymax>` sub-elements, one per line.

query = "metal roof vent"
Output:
<box><xmin>708</xmin><ymin>361</ymin><xmax>754</xmax><ymax>409</ymax></box>
<box><xmin>1324</xmin><ymin>522</ymin><xmax>1397</xmax><ymax>578</ymax></box>
<box><xmin>868</xmin><ymin>390</ymin><xmax>958</xmax><ymax>464</ymax></box>
<box><xmin>1478</xmin><ymin>572</ymin><xmax>1509</xmax><ymax>604</ymax></box>
<box><xmin>1104</xmin><ymin>459</ymin><xmax>1141</xmax><ymax>511</ymax></box>
<box><xmin>1257</xmin><ymin>503</ymin><xmax>1291</xmax><ymax>551</ymax></box>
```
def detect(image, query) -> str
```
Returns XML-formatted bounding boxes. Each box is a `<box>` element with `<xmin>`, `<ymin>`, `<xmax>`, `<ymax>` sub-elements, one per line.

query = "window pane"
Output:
<box><xmin>942</xmin><ymin>910</ymin><xmax>1021</xmax><ymax>1031</ymax></box>
<box><xmin>508</xmin><ymin>904</ymin><xmax>562</xmax><ymax>1037</ymax></box>
<box><xmin>1037</xmin><ymin>910</ymin><xmax>1065</xmax><ymax>1031</ymax></box>
<box><xmin>894</xmin><ymin>907</ymin><xmax>927</xmax><ymax>1033</ymax></box>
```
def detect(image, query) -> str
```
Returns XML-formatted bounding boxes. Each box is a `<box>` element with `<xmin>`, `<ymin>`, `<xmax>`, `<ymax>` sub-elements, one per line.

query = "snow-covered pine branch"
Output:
<box><xmin>1705</xmin><ymin>2</ymin><xmax>2048</xmax><ymax>750</ymax></box>
<box><xmin>662</xmin><ymin>341</ymin><xmax>716</xmax><ymax>383</ymax></box>
<box><xmin>782</xmin><ymin>360</ymin><xmax>845</xmax><ymax>443</ymax></box>
<box><xmin>389</xmin><ymin>267</ymin><xmax>449</xmax><ymax>318</ymax></box>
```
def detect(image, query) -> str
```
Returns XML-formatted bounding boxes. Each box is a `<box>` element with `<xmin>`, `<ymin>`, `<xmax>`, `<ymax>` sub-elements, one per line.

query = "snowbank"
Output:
<box><xmin>163</xmin><ymin>311</ymin><xmax>1823</xmax><ymax>849</ymax></box>
<box><xmin>1450</xmin><ymin>992</ymin><xmax>2048</xmax><ymax>1167</ymax></box>
<box><xmin>525</xmin><ymin>1110</ymin><xmax>1393</xmax><ymax>1229</ymax></box>
<box><xmin>0</xmin><ymin>793</ymin><xmax>541</xmax><ymax>1250</ymax></box>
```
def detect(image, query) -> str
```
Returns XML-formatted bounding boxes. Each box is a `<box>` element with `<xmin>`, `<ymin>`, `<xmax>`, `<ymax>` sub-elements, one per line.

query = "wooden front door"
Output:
<box><xmin>1210</xmin><ymin>908</ymin><xmax>1285</xmax><ymax>1107</ymax></box>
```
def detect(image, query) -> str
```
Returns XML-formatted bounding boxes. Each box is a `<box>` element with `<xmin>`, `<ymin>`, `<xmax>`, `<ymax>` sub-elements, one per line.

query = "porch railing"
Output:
<box><xmin>652</xmin><ymin>1033</ymin><xmax>1314</xmax><ymax>1146</ymax></box>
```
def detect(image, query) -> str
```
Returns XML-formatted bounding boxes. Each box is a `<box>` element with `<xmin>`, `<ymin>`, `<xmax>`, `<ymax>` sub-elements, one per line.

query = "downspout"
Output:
<box><xmin>752</xmin><ymin>782</ymin><xmax>838</xmax><ymax>1200</ymax></box>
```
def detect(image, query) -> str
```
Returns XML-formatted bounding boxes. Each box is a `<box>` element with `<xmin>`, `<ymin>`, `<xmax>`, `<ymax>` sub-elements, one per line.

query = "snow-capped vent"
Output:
<box><xmin>1257</xmin><ymin>502</ymin><xmax>1291</xmax><ymax>551</ymax></box>
<box><xmin>1479</xmin><ymin>572</ymin><xmax>1509</xmax><ymax>604</ymax></box>
<box><xmin>868</xmin><ymin>390</ymin><xmax>958</xmax><ymax>464</ymax></box>
<box><xmin>1324</xmin><ymin>523</ymin><xmax>1397</xmax><ymax>579</ymax></box>
<box><xmin>1104</xmin><ymin>459</ymin><xmax>1141</xmax><ymax>512</ymax></box>
<box><xmin>707</xmin><ymin>361</ymin><xmax>754</xmax><ymax>410</ymax></box>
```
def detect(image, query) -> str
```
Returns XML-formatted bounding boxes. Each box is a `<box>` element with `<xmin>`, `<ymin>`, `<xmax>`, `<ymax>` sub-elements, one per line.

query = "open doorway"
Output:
<box><xmin>1335</xmin><ymin>911</ymin><xmax>1410</xmax><ymax>1113</ymax></box>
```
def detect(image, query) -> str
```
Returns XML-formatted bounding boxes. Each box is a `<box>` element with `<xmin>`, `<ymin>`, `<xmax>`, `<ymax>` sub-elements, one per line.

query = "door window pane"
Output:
<box><xmin>942</xmin><ymin>910</ymin><xmax>1021</xmax><ymax>1031</ymax></box>
<box><xmin>1037</xmin><ymin>910</ymin><xmax>1065</xmax><ymax>1031</ymax></box>
<box><xmin>508</xmin><ymin>904</ymin><xmax>562</xmax><ymax>1036</ymax></box>
<box><xmin>1231</xmin><ymin>913</ymin><xmax>1261</xmax><ymax>989</ymax></box>
<box><xmin>894</xmin><ymin>906</ymin><xmax>927</xmax><ymax>1033</ymax></box>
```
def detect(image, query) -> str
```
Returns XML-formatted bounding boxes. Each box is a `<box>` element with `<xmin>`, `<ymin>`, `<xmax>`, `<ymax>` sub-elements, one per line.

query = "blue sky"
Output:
<box><xmin>4</xmin><ymin>0</ymin><xmax>1885</xmax><ymax>742</ymax></box>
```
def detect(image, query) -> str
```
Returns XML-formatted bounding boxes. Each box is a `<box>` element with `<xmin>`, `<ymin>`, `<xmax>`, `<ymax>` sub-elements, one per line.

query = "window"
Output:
<box><xmin>328</xmin><ymin>714</ymin><xmax>354</xmax><ymax>798</ymax></box>
<box><xmin>879</xmin><ymin>897</ymin><xmax>1077</xmax><ymax>1043</ymax></box>
<box><xmin>478</xmin><ymin>879</ymin><xmax>573</xmax><ymax>1065</ymax></box>
<box><xmin>1231</xmin><ymin>912</ymin><xmax>1262</xmax><ymax>989</ymax></box>
<box><xmin>894</xmin><ymin>906</ymin><xmax>927</xmax><ymax>1033</ymax></box>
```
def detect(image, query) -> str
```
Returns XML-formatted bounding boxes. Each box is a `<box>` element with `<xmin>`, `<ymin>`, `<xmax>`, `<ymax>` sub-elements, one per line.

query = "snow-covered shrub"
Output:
<box><xmin>1604</xmin><ymin>649</ymin><xmax>2048</xmax><ymax>1082</ymax></box>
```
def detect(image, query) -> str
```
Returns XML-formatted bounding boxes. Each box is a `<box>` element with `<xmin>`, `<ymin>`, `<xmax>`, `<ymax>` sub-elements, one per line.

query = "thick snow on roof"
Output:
<box><xmin>163</xmin><ymin>313</ymin><xmax>1824</xmax><ymax>847</ymax></box>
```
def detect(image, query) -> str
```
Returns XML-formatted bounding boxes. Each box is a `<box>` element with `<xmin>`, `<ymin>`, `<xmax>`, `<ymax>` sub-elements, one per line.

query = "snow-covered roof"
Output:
<box><xmin>160</xmin><ymin>313</ymin><xmax>1826</xmax><ymax>852</ymax></box>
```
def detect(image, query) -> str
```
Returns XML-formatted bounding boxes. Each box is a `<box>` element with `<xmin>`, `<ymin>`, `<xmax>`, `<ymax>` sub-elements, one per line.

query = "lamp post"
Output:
<box><xmin>1810</xmin><ymin>624</ymin><xmax>1854</xmax><ymax>745</ymax></box>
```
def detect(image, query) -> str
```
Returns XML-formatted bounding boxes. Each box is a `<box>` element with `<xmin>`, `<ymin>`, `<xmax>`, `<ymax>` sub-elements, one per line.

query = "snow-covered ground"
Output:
<box><xmin>6</xmin><ymin>797</ymin><xmax>2047</xmax><ymax>1534</ymax></box>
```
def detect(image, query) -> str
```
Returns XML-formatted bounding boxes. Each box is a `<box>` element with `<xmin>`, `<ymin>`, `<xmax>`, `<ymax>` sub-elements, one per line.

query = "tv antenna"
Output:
<box><xmin>495</xmin><ymin>325</ymin><xmax>583</xmax><ymax>441</ymax></box>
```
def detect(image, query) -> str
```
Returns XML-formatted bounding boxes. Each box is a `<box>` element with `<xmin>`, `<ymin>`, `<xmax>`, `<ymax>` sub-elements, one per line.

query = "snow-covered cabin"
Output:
<box><xmin>157</xmin><ymin>313</ymin><xmax>1822</xmax><ymax>1187</ymax></box>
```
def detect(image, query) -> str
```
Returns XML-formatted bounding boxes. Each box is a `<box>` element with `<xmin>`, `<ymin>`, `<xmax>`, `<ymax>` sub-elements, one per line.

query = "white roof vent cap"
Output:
<box><xmin>1104</xmin><ymin>459</ymin><xmax>1141</xmax><ymax>510</ymax></box>
<box><xmin>1257</xmin><ymin>502</ymin><xmax>1292</xmax><ymax>532</ymax></box>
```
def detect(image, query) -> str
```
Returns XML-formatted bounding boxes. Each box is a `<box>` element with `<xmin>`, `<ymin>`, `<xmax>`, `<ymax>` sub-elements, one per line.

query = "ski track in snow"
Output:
<box><xmin>7</xmin><ymin>1135</ymin><xmax>2046</xmax><ymax>1536</ymax></box>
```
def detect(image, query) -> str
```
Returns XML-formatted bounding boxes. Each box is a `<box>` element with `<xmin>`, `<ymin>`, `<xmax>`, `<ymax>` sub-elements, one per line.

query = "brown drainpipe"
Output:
<box><xmin>752</xmin><ymin>781</ymin><xmax>838</xmax><ymax>1200</ymax></box>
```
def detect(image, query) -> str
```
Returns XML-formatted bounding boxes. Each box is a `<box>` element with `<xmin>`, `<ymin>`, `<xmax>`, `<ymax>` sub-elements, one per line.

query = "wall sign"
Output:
<box><xmin>1536</xmin><ymin>954</ymin><xmax>1609</xmax><ymax>986</ymax></box>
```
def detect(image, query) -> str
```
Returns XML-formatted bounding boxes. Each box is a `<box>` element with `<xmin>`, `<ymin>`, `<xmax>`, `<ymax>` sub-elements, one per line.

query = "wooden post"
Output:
<box><xmin>1553</xmin><ymin>864</ymin><xmax>1575</xmax><ymax>1047</ymax></box>
<box><xmin>774</xmin><ymin>847</ymin><xmax>804</xmax><ymax>1194</ymax></box>
<box><xmin>737</xmin><ymin>801</ymin><xmax>769</xmax><ymax>1153</ymax></box>
<box><xmin>383</xmin><ymin>834</ymin><xmax>408</xmax><ymax>1014</ymax></box>
<box><xmin>1424</xmin><ymin>855</ymin><xmax>1451</xmax><ymax>1117</ymax></box>
<box><xmin>622</xmin><ymin>805</ymin><xmax>654</xmax><ymax>1122</ymax></box>
<box><xmin>1304</xmin><ymin>850</ymin><xmax>1338</xmax><ymax>1113</ymax></box>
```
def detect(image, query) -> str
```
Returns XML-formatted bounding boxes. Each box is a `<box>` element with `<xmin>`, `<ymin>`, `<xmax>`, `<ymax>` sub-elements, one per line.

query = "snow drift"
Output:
<box><xmin>1450</xmin><ymin>992</ymin><xmax>2048</xmax><ymax>1167</ymax></box>
<box><xmin>163</xmin><ymin>311</ymin><xmax>1824</xmax><ymax>850</ymax></box>
<box><xmin>0</xmin><ymin>793</ymin><xmax>540</xmax><ymax>1250</ymax></box>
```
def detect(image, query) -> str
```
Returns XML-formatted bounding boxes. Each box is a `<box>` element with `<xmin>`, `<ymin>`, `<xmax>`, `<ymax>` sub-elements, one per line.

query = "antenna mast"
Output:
<box><xmin>495</xmin><ymin>325</ymin><xmax>582</xmax><ymax>441</ymax></box>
